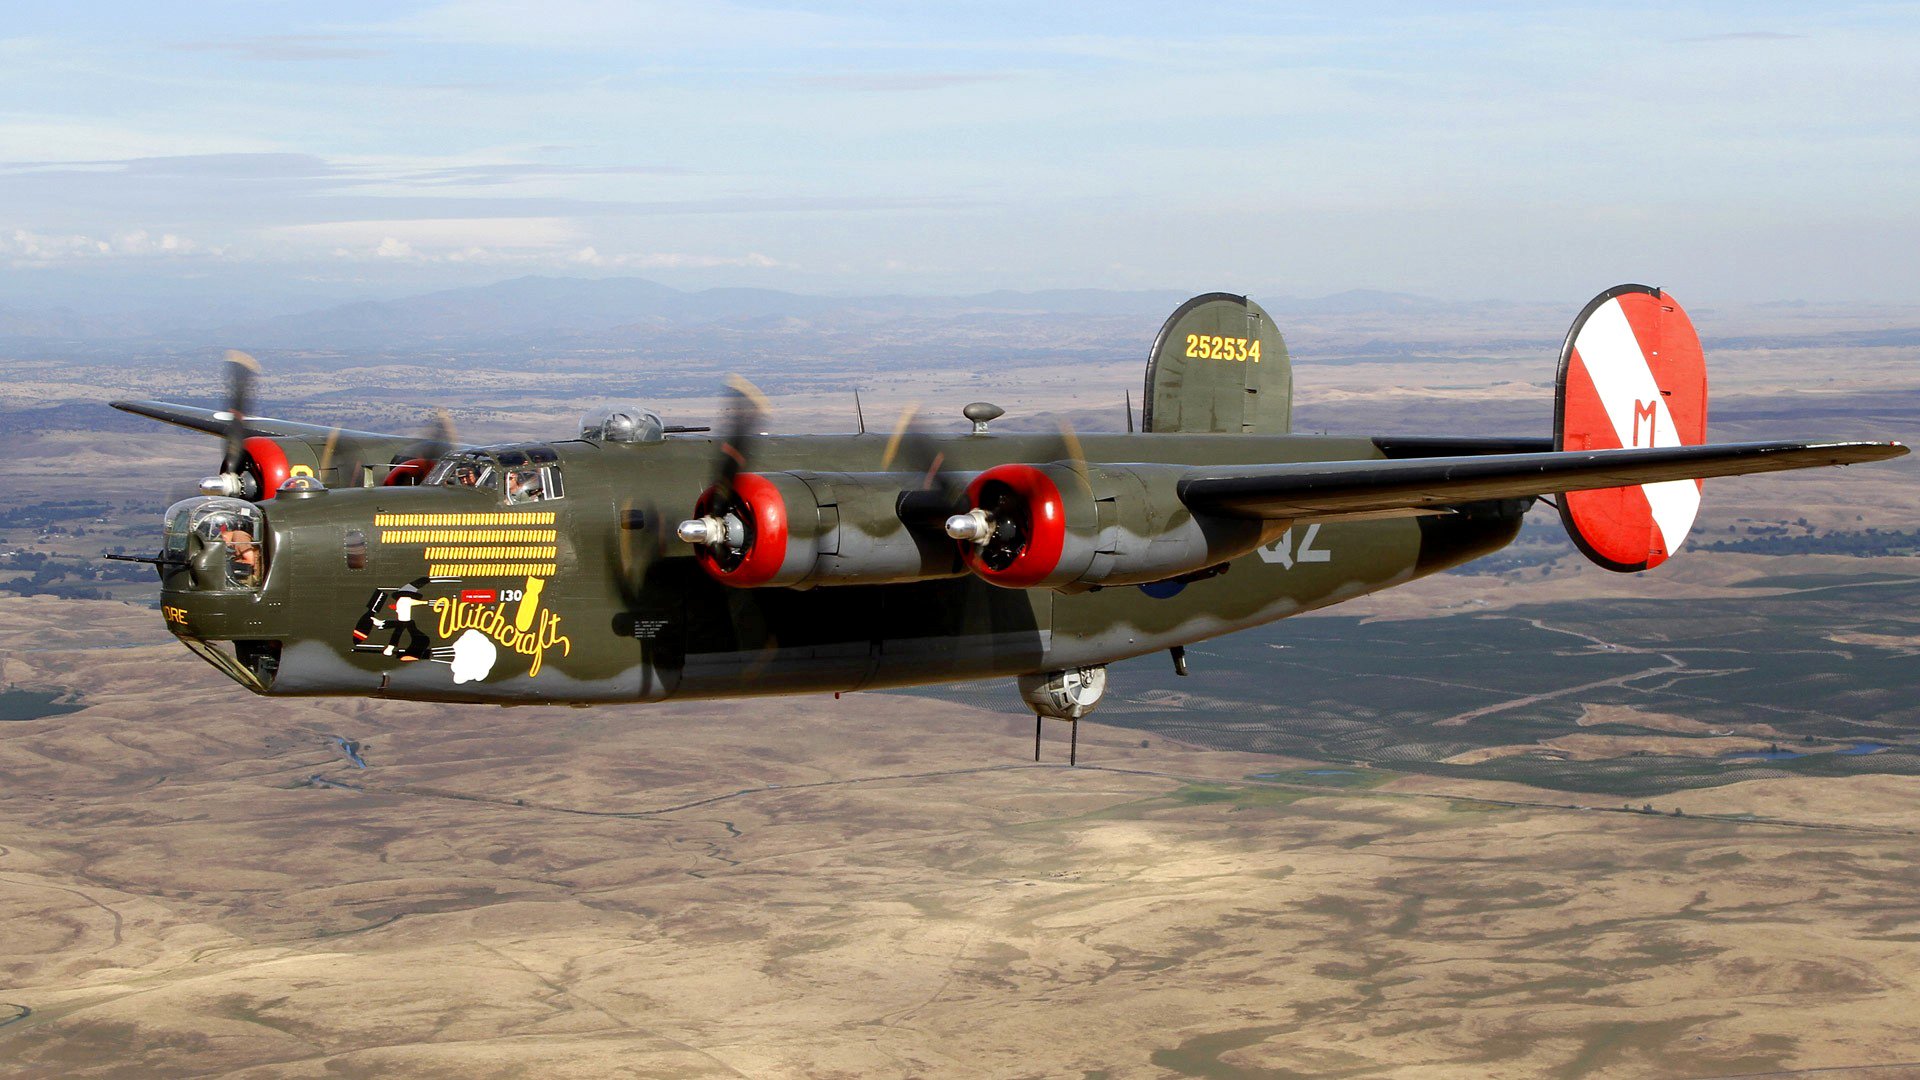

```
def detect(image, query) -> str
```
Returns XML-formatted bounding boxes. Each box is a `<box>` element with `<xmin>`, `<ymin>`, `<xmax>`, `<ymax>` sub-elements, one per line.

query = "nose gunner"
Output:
<box><xmin>221</xmin><ymin>526</ymin><xmax>261</xmax><ymax>587</ymax></box>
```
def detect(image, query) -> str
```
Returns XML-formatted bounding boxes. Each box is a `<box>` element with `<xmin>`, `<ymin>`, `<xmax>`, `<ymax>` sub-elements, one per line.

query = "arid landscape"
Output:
<box><xmin>4</xmin><ymin>287</ymin><xmax>1919</xmax><ymax>1077</ymax></box>
<box><xmin>8</xmin><ymin>597</ymin><xmax>1920</xmax><ymax>1079</ymax></box>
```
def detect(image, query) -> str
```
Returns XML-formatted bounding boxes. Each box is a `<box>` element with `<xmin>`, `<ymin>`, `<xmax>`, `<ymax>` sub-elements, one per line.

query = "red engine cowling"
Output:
<box><xmin>951</xmin><ymin>461</ymin><xmax>1271</xmax><ymax>590</ymax></box>
<box><xmin>382</xmin><ymin>457</ymin><xmax>436</xmax><ymax>487</ymax></box>
<box><xmin>242</xmin><ymin>437</ymin><xmax>292</xmax><ymax>499</ymax></box>
<box><xmin>680</xmin><ymin>471</ymin><xmax>973</xmax><ymax>588</ymax></box>
<box><xmin>956</xmin><ymin>463</ymin><xmax>1101</xmax><ymax>588</ymax></box>
<box><xmin>688</xmin><ymin>473</ymin><xmax>818</xmax><ymax>587</ymax></box>
<box><xmin>230</xmin><ymin>436</ymin><xmax>323</xmax><ymax>500</ymax></box>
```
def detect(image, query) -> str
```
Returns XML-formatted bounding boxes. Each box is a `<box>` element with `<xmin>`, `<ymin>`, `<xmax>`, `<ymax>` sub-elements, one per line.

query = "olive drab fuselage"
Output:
<box><xmin>154</xmin><ymin>430</ymin><xmax>1525</xmax><ymax>704</ymax></box>
<box><xmin>134</xmin><ymin>285</ymin><xmax>1881</xmax><ymax>709</ymax></box>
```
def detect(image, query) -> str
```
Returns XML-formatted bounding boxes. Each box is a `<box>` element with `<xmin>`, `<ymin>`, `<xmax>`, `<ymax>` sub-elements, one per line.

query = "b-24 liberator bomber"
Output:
<box><xmin>110</xmin><ymin>285</ymin><xmax>1906</xmax><ymax>762</ymax></box>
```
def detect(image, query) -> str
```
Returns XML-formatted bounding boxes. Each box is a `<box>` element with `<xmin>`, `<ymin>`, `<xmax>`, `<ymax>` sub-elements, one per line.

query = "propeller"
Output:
<box><xmin>945</xmin><ymin>415</ymin><xmax>1088</xmax><ymax>555</ymax></box>
<box><xmin>397</xmin><ymin>407</ymin><xmax>457</xmax><ymax>464</ymax></box>
<box><xmin>880</xmin><ymin>402</ymin><xmax>955</xmax><ymax>492</ymax></box>
<box><xmin>881</xmin><ymin>400</ymin><xmax>977</xmax><ymax>536</ymax></box>
<box><xmin>383</xmin><ymin>408</ymin><xmax>461</xmax><ymax>486</ymax></box>
<box><xmin>1054</xmin><ymin>416</ymin><xmax>1088</xmax><ymax>478</ymax></box>
<box><xmin>317</xmin><ymin>426</ymin><xmax>343</xmax><ymax>478</ymax></box>
<box><xmin>424</xmin><ymin>408</ymin><xmax>456</xmax><ymax>460</ymax></box>
<box><xmin>218</xmin><ymin>350</ymin><xmax>258</xmax><ymax>477</ymax></box>
<box><xmin>713</xmin><ymin>375</ymin><xmax>769</xmax><ymax>504</ymax></box>
<box><xmin>675</xmin><ymin>375</ymin><xmax>771</xmax><ymax>554</ymax></box>
<box><xmin>199</xmin><ymin>350</ymin><xmax>264</xmax><ymax>499</ymax></box>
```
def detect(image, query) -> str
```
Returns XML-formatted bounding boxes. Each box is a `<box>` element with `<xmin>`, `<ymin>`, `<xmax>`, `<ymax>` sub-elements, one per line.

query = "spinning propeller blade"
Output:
<box><xmin>879</xmin><ymin>401</ymin><xmax>958</xmax><ymax>495</ymax></box>
<box><xmin>317</xmin><ymin>426</ymin><xmax>342</xmax><ymax>477</ymax></box>
<box><xmin>713</xmin><ymin>374</ymin><xmax>770</xmax><ymax>502</ymax></box>
<box><xmin>219</xmin><ymin>350</ymin><xmax>259</xmax><ymax>477</ymax></box>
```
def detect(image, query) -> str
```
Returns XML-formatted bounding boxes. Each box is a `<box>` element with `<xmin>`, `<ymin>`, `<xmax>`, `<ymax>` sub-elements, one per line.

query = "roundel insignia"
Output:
<box><xmin>1554</xmin><ymin>285</ymin><xmax>1708</xmax><ymax>572</ymax></box>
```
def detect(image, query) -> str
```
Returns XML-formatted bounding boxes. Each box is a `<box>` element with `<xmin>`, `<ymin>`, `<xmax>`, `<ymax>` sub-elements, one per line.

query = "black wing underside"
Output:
<box><xmin>1180</xmin><ymin>440</ymin><xmax>1909</xmax><ymax>521</ymax></box>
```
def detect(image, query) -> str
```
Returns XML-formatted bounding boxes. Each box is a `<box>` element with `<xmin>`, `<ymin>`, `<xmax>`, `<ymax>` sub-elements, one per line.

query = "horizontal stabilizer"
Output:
<box><xmin>1178</xmin><ymin>440</ymin><xmax>1908</xmax><ymax>522</ymax></box>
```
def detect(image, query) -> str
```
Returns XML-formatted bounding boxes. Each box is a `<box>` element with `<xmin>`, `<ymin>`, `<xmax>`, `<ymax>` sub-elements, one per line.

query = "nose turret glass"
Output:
<box><xmin>162</xmin><ymin>496</ymin><xmax>268</xmax><ymax>590</ymax></box>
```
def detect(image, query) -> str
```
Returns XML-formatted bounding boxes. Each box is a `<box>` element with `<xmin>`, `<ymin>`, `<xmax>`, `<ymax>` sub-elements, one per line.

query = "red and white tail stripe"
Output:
<box><xmin>1554</xmin><ymin>285</ymin><xmax>1708</xmax><ymax>572</ymax></box>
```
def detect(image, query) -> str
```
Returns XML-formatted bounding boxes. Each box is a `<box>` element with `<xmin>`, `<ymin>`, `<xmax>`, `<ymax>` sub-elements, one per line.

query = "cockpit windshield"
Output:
<box><xmin>426</xmin><ymin>448</ymin><xmax>563</xmax><ymax>504</ymax></box>
<box><xmin>426</xmin><ymin>452</ymin><xmax>498</xmax><ymax>491</ymax></box>
<box><xmin>162</xmin><ymin>496</ymin><xmax>267</xmax><ymax>590</ymax></box>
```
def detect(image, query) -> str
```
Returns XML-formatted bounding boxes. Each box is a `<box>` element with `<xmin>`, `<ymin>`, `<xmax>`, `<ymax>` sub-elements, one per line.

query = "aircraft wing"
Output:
<box><xmin>110</xmin><ymin>400</ymin><xmax>413</xmax><ymax>443</ymax></box>
<box><xmin>1178</xmin><ymin>440</ymin><xmax>1908</xmax><ymax>521</ymax></box>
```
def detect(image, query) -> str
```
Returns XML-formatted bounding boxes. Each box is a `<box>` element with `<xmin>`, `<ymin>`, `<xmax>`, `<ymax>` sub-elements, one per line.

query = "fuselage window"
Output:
<box><xmin>344</xmin><ymin>529</ymin><xmax>368</xmax><ymax>570</ymax></box>
<box><xmin>427</xmin><ymin>454</ymin><xmax>498</xmax><ymax>492</ymax></box>
<box><xmin>506</xmin><ymin>464</ymin><xmax>564</xmax><ymax>504</ymax></box>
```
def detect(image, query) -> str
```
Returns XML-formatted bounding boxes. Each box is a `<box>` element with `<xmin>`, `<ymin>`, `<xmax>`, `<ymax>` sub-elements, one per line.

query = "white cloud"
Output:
<box><xmin>272</xmin><ymin>216</ymin><xmax>582</xmax><ymax>249</ymax></box>
<box><xmin>285</xmin><ymin>226</ymin><xmax>779</xmax><ymax>271</ymax></box>
<box><xmin>568</xmin><ymin>246</ymin><xmax>778</xmax><ymax>269</ymax></box>
<box><xmin>2</xmin><ymin>227</ymin><xmax>205</xmax><ymax>264</ymax></box>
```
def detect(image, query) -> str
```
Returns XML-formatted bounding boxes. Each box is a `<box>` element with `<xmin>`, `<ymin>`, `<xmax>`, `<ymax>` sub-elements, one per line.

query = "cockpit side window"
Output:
<box><xmin>506</xmin><ymin>464</ymin><xmax>564</xmax><ymax>503</ymax></box>
<box><xmin>427</xmin><ymin>453</ymin><xmax>498</xmax><ymax>491</ymax></box>
<box><xmin>426</xmin><ymin>448</ymin><xmax>561</xmax><ymax>504</ymax></box>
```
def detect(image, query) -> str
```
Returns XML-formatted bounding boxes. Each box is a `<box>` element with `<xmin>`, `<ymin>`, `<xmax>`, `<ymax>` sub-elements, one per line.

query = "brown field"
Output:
<box><xmin>6</xmin><ymin>596</ymin><xmax>1920</xmax><ymax>1079</ymax></box>
<box><xmin>3</xmin><ymin>299</ymin><xmax>1917</xmax><ymax>1076</ymax></box>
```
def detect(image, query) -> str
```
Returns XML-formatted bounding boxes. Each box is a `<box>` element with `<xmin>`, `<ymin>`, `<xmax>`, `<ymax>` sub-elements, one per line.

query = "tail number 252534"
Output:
<box><xmin>1185</xmin><ymin>334</ymin><xmax>1261</xmax><ymax>363</ymax></box>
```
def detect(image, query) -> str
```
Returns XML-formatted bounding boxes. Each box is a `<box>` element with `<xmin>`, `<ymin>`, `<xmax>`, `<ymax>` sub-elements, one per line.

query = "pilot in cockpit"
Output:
<box><xmin>506</xmin><ymin>466</ymin><xmax>544</xmax><ymax>503</ymax></box>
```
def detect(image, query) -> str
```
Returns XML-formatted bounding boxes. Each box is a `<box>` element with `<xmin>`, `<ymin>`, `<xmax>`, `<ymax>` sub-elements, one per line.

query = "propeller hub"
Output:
<box><xmin>199</xmin><ymin>474</ymin><xmax>244</xmax><ymax>498</ymax></box>
<box><xmin>198</xmin><ymin>472</ymin><xmax>253</xmax><ymax>499</ymax></box>
<box><xmin>677</xmin><ymin>513</ymin><xmax>746</xmax><ymax>551</ymax></box>
<box><xmin>944</xmin><ymin>509</ymin><xmax>994</xmax><ymax>543</ymax></box>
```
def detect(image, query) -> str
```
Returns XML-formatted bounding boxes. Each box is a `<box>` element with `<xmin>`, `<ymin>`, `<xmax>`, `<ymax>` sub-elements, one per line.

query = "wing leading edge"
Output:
<box><xmin>1178</xmin><ymin>440</ymin><xmax>1908</xmax><ymax>522</ymax></box>
<box><xmin>110</xmin><ymin>399</ymin><xmax>411</xmax><ymax>443</ymax></box>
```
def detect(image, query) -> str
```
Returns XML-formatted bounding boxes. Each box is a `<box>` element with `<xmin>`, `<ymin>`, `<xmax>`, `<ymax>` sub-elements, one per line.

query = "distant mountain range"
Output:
<box><xmin>0</xmin><ymin>274</ymin><xmax>1452</xmax><ymax>350</ymax></box>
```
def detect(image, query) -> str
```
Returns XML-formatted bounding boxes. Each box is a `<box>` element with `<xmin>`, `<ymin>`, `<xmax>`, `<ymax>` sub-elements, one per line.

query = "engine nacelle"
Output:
<box><xmin>949</xmin><ymin>462</ymin><xmax>1272</xmax><ymax>590</ymax></box>
<box><xmin>198</xmin><ymin>436</ymin><xmax>326</xmax><ymax>501</ymax></box>
<box><xmin>680</xmin><ymin>471</ymin><xmax>969</xmax><ymax>588</ymax></box>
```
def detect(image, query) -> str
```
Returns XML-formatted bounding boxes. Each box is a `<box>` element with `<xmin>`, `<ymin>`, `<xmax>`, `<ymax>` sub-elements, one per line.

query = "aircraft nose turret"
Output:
<box><xmin>149</xmin><ymin>495</ymin><xmax>286</xmax><ymax>692</ymax></box>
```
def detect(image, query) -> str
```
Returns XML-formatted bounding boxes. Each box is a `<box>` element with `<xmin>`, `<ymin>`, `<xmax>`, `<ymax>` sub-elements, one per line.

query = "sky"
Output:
<box><xmin>2</xmin><ymin>1</ymin><xmax>1917</xmax><ymax>312</ymax></box>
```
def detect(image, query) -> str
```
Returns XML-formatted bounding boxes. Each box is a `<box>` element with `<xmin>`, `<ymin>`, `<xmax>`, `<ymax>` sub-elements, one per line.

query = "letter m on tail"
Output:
<box><xmin>1632</xmin><ymin>399</ymin><xmax>1659</xmax><ymax>447</ymax></box>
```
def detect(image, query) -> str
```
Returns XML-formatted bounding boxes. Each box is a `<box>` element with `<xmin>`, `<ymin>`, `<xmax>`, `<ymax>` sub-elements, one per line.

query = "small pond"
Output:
<box><xmin>0</xmin><ymin>688</ymin><xmax>84</xmax><ymax>721</ymax></box>
<box><xmin>1721</xmin><ymin>742</ymin><xmax>1892</xmax><ymax>762</ymax></box>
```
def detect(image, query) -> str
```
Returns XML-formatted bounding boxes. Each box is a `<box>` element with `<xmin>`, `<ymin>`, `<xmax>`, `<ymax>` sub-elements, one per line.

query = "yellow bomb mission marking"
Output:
<box><xmin>376</xmin><ymin>511</ymin><xmax>563</xmax><ymax>579</ymax></box>
<box><xmin>431</xmin><ymin>578</ymin><xmax>572</xmax><ymax>678</ymax></box>
<box><xmin>375</xmin><ymin>511</ymin><xmax>558</xmax><ymax>527</ymax></box>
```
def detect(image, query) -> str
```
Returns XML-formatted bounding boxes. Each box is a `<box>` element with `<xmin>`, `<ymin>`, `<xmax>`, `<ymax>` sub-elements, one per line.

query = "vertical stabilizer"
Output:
<box><xmin>1143</xmin><ymin>293</ymin><xmax>1291</xmax><ymax>434</ymax></box>
<box><xmin>1554</xmin><ymin>284</ymin><xmax>1709</xmax><ymax>572</ymax></box>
